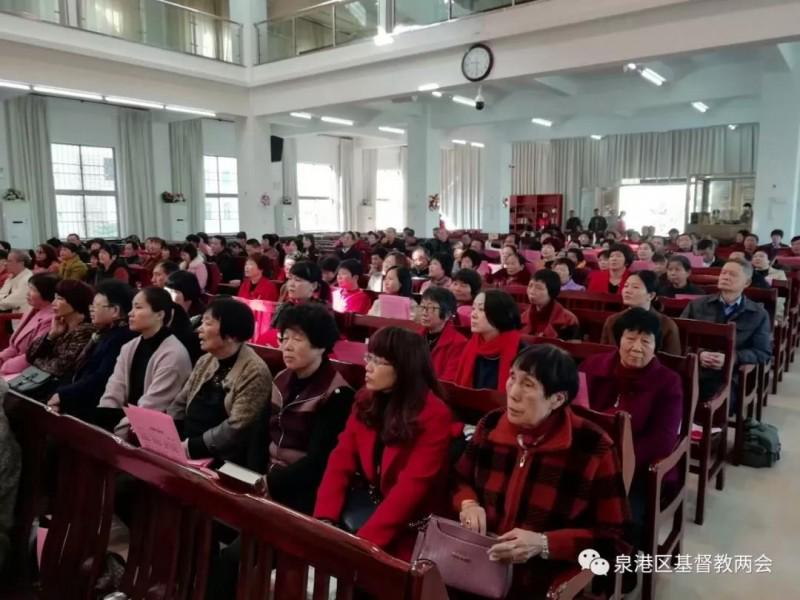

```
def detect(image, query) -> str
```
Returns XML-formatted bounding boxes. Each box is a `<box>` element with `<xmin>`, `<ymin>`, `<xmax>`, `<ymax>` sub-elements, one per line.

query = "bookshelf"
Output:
<box><xmin>509</xmin><ymin>194</ymin><xmax>563</xmax><ymax>233</ymax></box>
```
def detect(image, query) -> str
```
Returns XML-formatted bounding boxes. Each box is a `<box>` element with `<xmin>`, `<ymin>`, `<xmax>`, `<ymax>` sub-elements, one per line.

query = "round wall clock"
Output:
<box><xmin>461</xmin><ymin>43</ymin><xmax>494</xmax><ymax>82</ymax></box>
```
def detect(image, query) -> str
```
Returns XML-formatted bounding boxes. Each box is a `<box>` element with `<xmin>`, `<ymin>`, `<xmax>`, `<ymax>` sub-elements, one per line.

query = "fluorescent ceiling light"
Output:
<box><xmin>590</xmin><ymin>134</ymin><xmax>604</xmax><ymax>140</ymax></box>
<box><xmin>105</xmin><ymin>96</ymin><xmax>164</xmax><ymax>109</ymax></box>
<box><xmin>470</xmin><ymin>142</ymin><xmax>485</xmax><ymax>148</ymax></box>
<box><xmin>624</xmin><ymin>62</ymin><xmax>638</xmax><ymax>71</ymax></box>
<box><xmin>531</xmin><ymin>118</ymin><xmax>553</xmax><ymax>127</ymax></box>
<box><xmin>166</xmin><ymin>105</ymin><xmax>216</xmax><ymax>117</ymax></box>
<box><xmin>728</xmin><ymin>124</ymin><xmax>738</xmax><ymax>131</ymax></box>
<box><xmin>0</xmin><ymin>79</ymin><xmax>30</xmax><ymax>91</ymax></box>
<box><xmin>452</xmin><ymin>95</ymin><xmax>477</xmax><ymax>108</ymax></box>
<box><xmin>452</xmin><ymin>139</ymin><xmax>467</xmax><ymax>145</ymax></box>
<box><xmin>321</xmin><ymin>116</ymin><xmax>354</xmax><ymax>126</ymax></box>
<box><xmin>431</xmin><ymin>91</ymin><xmax>443</xmax><ymax>98</ymax></box>
<box><xmin>290</xmin><ymin>112</ymin><xmax>313</xmax><ymax>120</ymax></box>
<box><xmin>418</xmin><ymin>83</ymin><xmax>440</xmax><ymax>92</ymax></box>
<box><xmin>639</xmin><ymin>68</ymin><xmax>666</xmax><ymax>86</ymax></box>
<box><xmin>33</xmin><ymin>85</ymin><xmax>102</xmax><ymax>101</ymax></box>
<box><xmin>692</xmin><ymin>101</ymin><xmax>709</xmax><ymax>113</ymax></box>
<box><xmin>379</xmin><ymin>126</ymin><xmax>405</xmax><ymax>135</ymax></box>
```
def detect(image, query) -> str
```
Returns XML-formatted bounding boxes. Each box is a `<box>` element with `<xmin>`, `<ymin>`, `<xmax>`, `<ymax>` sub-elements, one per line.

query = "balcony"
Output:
<box><xmin>0</xmin><ymin>0</ymin><xmax>244</xmax><ymax>64</ymax></box>
<box><xmin>255</xmin><ymin>0</ymin><xmax>538</xmax><ymax>65</ymax></box>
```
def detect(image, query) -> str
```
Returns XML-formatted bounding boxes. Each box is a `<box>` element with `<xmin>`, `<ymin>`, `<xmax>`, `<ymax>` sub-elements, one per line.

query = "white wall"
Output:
<box><xmin>295</xmin><ymin>134</ymin><xmax>340</xmax><ymax>166</ymax></box>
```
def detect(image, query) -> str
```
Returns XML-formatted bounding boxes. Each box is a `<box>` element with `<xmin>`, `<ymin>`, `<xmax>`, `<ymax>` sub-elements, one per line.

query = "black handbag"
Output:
<box><xmin>341</xmin><ymin>437</ymin><xmax>385</xmax><ymax>534</ymax></box>
<box><xmin>9</xmin><ymin>365</ymin><xmax>58</xmax><ymax>399</ymax></box>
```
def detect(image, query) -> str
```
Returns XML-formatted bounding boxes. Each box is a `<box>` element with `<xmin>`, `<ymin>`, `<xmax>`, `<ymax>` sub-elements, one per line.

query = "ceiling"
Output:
<box><xmin>267</xmin><ymin>41</ymin><xmax>795</xmax><ymax>144</ymax></box>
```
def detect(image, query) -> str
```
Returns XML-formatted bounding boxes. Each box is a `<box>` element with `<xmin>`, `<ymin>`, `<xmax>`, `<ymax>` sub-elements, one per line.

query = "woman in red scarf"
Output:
<box><xmin>488</xmin><ymin>249</ymin><xmax>532</xmax><ymax>288</ymax></box>
<box><xmin>455</xmin><ymin>289</ymin><xmax>523</xmax><ymax>391</ymax></box>
<box><xmin>522</xmin><ymin>270</ymin><xmax>579</xmax><ymax>340</ymax></box>
<box><xmin>587</xmin><ymin>243</ymin><xmax>634</xmax><ymax>295</ymax></box>
<box><xmin>238</xmin><ymin>254</ymin><xmax>278</xmax><ymax>301</ymax></box>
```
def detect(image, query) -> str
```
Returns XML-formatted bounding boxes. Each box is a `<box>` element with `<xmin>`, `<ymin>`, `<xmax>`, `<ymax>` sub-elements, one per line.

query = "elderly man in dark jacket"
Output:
<box><xmin>681</xmin><ymin>258</ymin><xmax>772</xmax><ymax>411</ymax></box>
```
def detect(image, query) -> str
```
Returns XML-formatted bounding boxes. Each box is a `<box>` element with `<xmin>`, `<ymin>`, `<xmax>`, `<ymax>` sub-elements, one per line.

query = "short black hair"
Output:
<box><xmin>197</xmin><ymin>232</ymin><xmax>210</xmax><ymax>243</ymax></box>
<box><xmin>652</xmin><ymin>252</ymin><xmax>667</xmax><ymax>264</ymax></box>
<box><xmin>337</xmin><ymin>258</ymin><xmax>363</xmax><ymax>277</ymax></box>
<box><xmin>319</xmin><ymin>255</ymin><xmax>341</xmax><ymax>273</ymax></box>
<box><xmin>627</xmin><ymin>269</ymin><xmax>659</xmax><ymax>295</ymax></box>
<box><xmin>206</xmin><ymin>298</ymin><xmax>255</xmax><ymax>342</ymax></box>
<box><xmin>452</xmin><ymin>268</ymin><xmax>482</xmax><ymax>298</ymax></box>
<box><xmin>62</xmin><ymin>242</ymin><xmax>80</xmax><ymax>254</ymax></box>
<box><xmin>566</xmin><ymin>248</ymin><xmax>584</xmax><ymax>263</ymax></box>
<box><xmin>533</xmin><ymin>268</ymin><xmax>562</xmax><ymax>300</ymax></box>
<box><xmin>166</xmin><ymin>270</ymin><xmax>202</xmax><ymax>303</ymax></box>
<box><xmin>791</xmin><ymin>235</ymin><xmax>800</xmax><ymax>244</ymax></box>
<box><xmin>246</xmin><ymin>238</ymin><xmax>260</xmax><ymax>247</ymax></box>
<box><xmin>608</xmin><ymin>243</ymin><xmax>635</xmax><ymax>266</ymax></box>
<box><xmin>612</xmin><ymin>306</ymin><xmax>662</xmax><ymax>349</ymax></box>
<box><xmin>236</xmin><ymin>231</ymin><xmax>247</xmax><ymax>239</ymax></box>
<box><xmin>372</xmin><ymin>247</ymin><xmax>388</xmax><ymax>260</ymax></box>
<box><xmin>28</xmin><ymin>273</ymin><xmax>59</xmax><ymax>303</ymax></box>
<box><xmin>421</xmin><ymin>286</ymin><xmax>457</xmax><ymax>320</ymax></box>
<box><xmin>513</xmin><ymin>344</ymin><xmax>579</xmax><ymax>403</ymax></box>
<box><xmin>745</xmin><ymin>233</ymin><xmax>759</xmax><ymax>242</ymax></box>
<box><xmin>771</xmin><ymin>229</ymin><xmax>784</xmax><ymax>238</ymax></box>
<box><xmin>667</xmin><ymin>255</ymin><xmax>692</xmax><ymax>272</ymax></box>
<box><xmin>696</xmin><ymin>239</ymin><xmax>715</xmax><ymax>252</ymax></box>
<box><xmin>274</xmin><ymin>302</ymin><xmax>340</xmax><ymax>355</ymax></box>
<box><xmin>481</xmin><ymin>289</ymin><xmax>521</xmax><ymax>332</ymax></box>
<box><xmin>553</xmin><ymin>257</ymin><xmax>575</xmax><ymax>278</ymax></box>
<box><xmin>211</xmin><ymin>235</ymin><xmax>227</xmax><ymax>245</ymax></box>
<box><xmin>431</xmin><ymin>252</ymin><xmax>454</xmax><ymax>275</ymax></box>
<box><xmin>156</xmin><ymin>260</ymin><xmax>180</xmax><ymax>276</ymax></box>
<box><xmin>186</xmin><ymin>234</ymin><xmax>200</xmax><ymax>244</ymax></box>
<box><xmin>460</xmin><ymin>249</ymin><xmax>483</xmax><ymax>268</ymax></box>
<box><xmin>180</xmin><ymin>243</ymin><xmax>198</xmax><ymax>260</ymax></box>
<box><xmin>385</xmin><ymin>266</ymin><xmax>413</xmax><ymax>297</ymax></box>
<box><xmin>0</xmin><ymin>241</ymin><xmax>10</xmax><ymax>253</ymax></box>
<box><xmin>95</xmin><ymin>280</ymin><xmax>135</xmax><ymax>316</ymax></box>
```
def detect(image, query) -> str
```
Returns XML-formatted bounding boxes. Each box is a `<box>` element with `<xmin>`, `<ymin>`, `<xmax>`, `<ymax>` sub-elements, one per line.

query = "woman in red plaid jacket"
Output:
<box><xmin>453</xmin><ymin>344</ymin><xmax>631</xmax><ymax>598</ymax></box>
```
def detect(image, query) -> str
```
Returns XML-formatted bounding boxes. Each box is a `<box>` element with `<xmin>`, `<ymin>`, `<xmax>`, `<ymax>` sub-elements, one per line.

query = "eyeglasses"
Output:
<box><xmin>419</xmin><ymin>303</ymin><xmax>440</xmax><ymax>313</ymax></box>
<box><xmin>364</xmin><ymin>353</ymin><xmax>392</xmax><ymax>367</ymax></box>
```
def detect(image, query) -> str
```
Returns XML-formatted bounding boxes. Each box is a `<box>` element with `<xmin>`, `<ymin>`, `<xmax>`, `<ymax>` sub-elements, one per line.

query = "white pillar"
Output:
<box><xmin>236</xmin><ymin>116</ymin><xmax>276</xmax><ymax>237</ymax></box>
<box><xmin>406</xmin><ymin>109</ymin><xmax>441</xmax><ymax>237</ymax></box>
<box><xmin>481</xmin><ymin>138</ymin><xmax>512</xmax><ymax>234</ymax></box>
<box><xmin>753</xmin><ymin>72</ymin><xmax>800</xmax><ymax>239</ymax></box>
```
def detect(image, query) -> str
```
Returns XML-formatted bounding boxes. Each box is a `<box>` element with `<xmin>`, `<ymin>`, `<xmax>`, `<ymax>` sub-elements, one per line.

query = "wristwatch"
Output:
<box><xmin>540</xmin><ymin>534</ymin><xmax>550</xmax><ymax>560</ymax></box>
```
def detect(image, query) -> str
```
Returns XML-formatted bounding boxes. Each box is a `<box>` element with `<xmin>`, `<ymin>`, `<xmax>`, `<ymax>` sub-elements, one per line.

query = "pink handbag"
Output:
<box><xmin>411</xmin><ymin>516</ymin><xmax>513</xmax><ymax>599</ymax></box>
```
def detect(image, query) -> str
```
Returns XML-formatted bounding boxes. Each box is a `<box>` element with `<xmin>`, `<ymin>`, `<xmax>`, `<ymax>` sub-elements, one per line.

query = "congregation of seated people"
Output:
<box><xmin>0</xmin><ymin>218</ymin><xmax>793</xmax><ymax>599</ymax></box>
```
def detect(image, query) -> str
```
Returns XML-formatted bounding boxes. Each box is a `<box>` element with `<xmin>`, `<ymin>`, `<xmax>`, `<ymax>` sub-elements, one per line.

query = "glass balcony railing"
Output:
<box><xmin>256</xmin><ymin>0</ymin><xmax>535</xmax><ymax>65</ymax></box>
<box><xmin>0</xmin><ymin>0</ymin><xmax>244</xmax><ymax>64</ymax></box>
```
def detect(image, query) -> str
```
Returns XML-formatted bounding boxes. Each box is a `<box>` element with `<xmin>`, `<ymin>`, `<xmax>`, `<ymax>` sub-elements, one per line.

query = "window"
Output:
<box><xmin>52</xmin><ymin>144</ymin><xmax>119</xmax><ymax>238</ymax></box>
<box><xmin>297</xmin><ymin>162</ymin><xmax>340</xmax><ymax>232</ymax></box>
<box><xmin>375</xmin><ymin>167</ymin><xmax>405</xmax><ymax>231</ymax></box>
<box><xmin>204</xmin><ymin>156</ymin><xmax>239</xmax><ymax>234</ymax></box>
<box><xmin>618</xmin><ymin>182</ymin><xmax>687</xmax><ymax>235</ymax></box>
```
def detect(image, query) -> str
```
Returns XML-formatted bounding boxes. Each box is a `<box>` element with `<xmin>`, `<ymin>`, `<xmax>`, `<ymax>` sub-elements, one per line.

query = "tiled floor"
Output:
<box><xmin>651</xmin><ymin>365</ymin><xmax>800</xmax><ymax>599</ymax></box>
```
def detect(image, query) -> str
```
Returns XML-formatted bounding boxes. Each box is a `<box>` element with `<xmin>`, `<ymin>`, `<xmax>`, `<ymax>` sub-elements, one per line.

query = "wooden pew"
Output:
<box><xmin>5</xmin><ymin>393</ymin><xmax>448</xmax><ymax>600</ymax></box>
<box><xmin>248</xmin><ymin>343</ymin><xmax>366</xmax><ymax>389</ymax></box>
<box><xmin>559</xmin><ymin>290</ymin><xmax>625</xmax><ymax>312</ymax></box>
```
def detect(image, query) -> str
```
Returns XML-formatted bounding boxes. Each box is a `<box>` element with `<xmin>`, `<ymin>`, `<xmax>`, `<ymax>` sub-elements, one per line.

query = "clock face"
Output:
<box><xmin>462</xmin><ymin>44</ymin><xmax>493</xmax><ymax>82</ymax></box>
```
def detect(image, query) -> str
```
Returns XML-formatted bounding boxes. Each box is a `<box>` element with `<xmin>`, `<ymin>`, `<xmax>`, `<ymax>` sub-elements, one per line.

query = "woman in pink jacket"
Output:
<box><xmin>0</xmin><ymin>274</ymin><xmax>57</xmax><ymax>376</ymax></box>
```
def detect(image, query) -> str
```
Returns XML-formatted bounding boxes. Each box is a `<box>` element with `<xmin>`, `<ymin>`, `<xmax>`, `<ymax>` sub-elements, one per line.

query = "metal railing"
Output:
<box><xmin>255</xmin><ymin>0</ymin><xmax>532</xmax><ymax>64</ymax></box>
<box><xmin>0</xmin><ymin>0</ymin><xmax>244</xmax><ymax>65</ymax></box>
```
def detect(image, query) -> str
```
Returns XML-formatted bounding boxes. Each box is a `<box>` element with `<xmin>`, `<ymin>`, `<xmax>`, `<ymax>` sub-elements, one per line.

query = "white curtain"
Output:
<box><xmin>512</xmin><ymin>124</ymin><xmax>760</xmax><ymax>209</ymax></box>
<box><xmin>282</xmin><ymin>137</ymin><xmax>298</xmax><ymax>205</ymax></box>
<box><xmin>5</xmin><ymin>95</ymin><xmax>57</xmax><ymax>243</ymax></box>
<box><xmin>338</xmin><ymin>138</ymin><xmax>356</xmax><ymax>230</ymax></box>
<box><xmin>118</xmin><ymin>109</ymin><xmax>157</xmax><ymax>237</ymax></box>
<box><xmin>362</xmin><ymin>148</ymin><xmax>378</xmax><ymax>229</ymax></box>
<box><xmin>441</xmin><ymin>145</ymin><xmax>482</xmax><ymax>229</ymax></box>
<box><xmin>79</xmin><ymin>0</ymin><xmax>141</xmax><ymax>40</ymax></box>
<box><xmin>169</xmin><ymin>119</ymin><xmax>204</xmax><ymax>233</ymax></box>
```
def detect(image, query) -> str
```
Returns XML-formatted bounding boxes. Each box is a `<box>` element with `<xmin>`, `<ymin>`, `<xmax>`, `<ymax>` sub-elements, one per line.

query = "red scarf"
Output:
<box><xmin>456</xmin><ymin>330</ymin><xmax>522</xmax><ymax>391</ymax></box>
<box><xmin>525</xmin><ymin>302</ymin><xmax>555</xmax><ymax>335</ymax></box>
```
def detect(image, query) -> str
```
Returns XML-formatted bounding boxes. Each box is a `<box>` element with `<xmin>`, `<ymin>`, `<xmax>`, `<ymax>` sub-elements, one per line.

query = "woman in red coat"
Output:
<box><xmin>238</xmin><ymin>254</ymin><xmax>278</xmax><ymax>301</ymax></box>
<box><xmin>522</xmin><ymin>270</ymin><xmax>580</xmax><ymax>340</ymax></box>
<box><xmin>487</xmin><ymin>249</ymin><xmax>531</xmax><ymax>288</ymax></box>
<box><xmin>314</xmin><ymin>327</ymin><xmax>453</xmax><ymax>560</ymax></box>
<box><xmin>419</xmin><ymin>286</ymin><xmax>467</xmax><ymax>382</ymax></box>
<box><xmin>587</xmin><ymin>243</ymin><xmax>633</xmax><ymax>295</ymax></box>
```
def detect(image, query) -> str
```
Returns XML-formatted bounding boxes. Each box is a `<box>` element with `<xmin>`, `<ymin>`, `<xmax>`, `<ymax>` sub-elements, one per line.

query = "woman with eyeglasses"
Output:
<box><xmin>419</xmin><ymin>286</ymin><xmax>467</xmax><ymax>382</ymax></box>
<box><xmin>314</xmin><ymin>327</ymin><xmax>453</xmax><ymax>560</ymax></box>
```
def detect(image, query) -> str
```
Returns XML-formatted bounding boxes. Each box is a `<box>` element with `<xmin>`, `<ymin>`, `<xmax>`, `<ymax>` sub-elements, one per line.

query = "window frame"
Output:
<box><xmin>296</xmin><ymin>162</ymin><xmax>340</xmax><ymax>233</ymax></box>
<box><xmin>51</xmin><ymin>142</ymin><xmax>120</xmax><ymax>239</ymax></box>
<box><xmin>204</xmin><ymin>154</ymin><xmax>240</xmax><ymax>235</ymax></box>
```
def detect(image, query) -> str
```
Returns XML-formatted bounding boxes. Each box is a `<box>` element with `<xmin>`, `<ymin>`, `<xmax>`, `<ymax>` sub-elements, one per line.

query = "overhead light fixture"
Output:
<box><xmin>373</xmin><ymin>28</ymin><xmax>394</xmax><ymax>46</ymax></box>
<box><xmin>452</xmin><ymin>139</ymin><xmax>467</xmax><ymax>145</ymax></box>
<box><xmin>165</xmin><ymin>105</ymin><xmax>216</xmax><ymax>117</ymax></box>
<box><xmin>470</xmin><ymin>142</ymin><xmax>485</xmax><ymax>148</ymax></box>
<box><xmin>105</xmin><ymin>96</ymin><xmax>164</xmax><ymax>110</ymax></box>
<box><xmin>321</xmin><ymin>116</ymin><xmax>354</xmax><ymax>126</ymax></box>
<box><xmin>623</xmin><ymin>62</ymin><xmax>638</xmax><ymax>72</ymax></box>
<box><xmin>639</xmin><ymin>68</ymin><xmax>666</xmax><ymax>86</ymax></box>
<box><xmin>531</xmin><ymin>118</ymin><xmax>553</xmax><ymax>127</ymax></box>
<box><xmin>431</xmin><ymin>91</ymin><xmax>443</xmax><ymax>98</ymax></box>
<box><xmin>379</xmin><ymin>126</ymin><xmax>405</xmax><ymax>135</ymax></box>
<box><xmin>32</xmin><ymin>85</ymin><xmax>103</xmax><ymax>101</ymax></box>
<box><xmin>290</xmin><ymin>112</ymin><xmax>313</xmax><ymax>120</ymax></box>
<box><xmin>728</xmin><ymin>124</ymin><xmax>738</xmax><ymax>131</ymax></box>
<box><xmin>0</xmin><ymin>79</ymin><xmax>30</xmax><ymax>91</ymax></box>
<box><xmin>590</xmin><ymin>134</ymin><xmax>604</xmax><ymax>140</ymax></box>
<box><xmin>692</xmin><ymin>101</ymin><xmax>709</xmax><ymax>113</ymax></box>
<box><xmin>452</xmin><ymin>95</ymin><xmax>477</xmax><ymax>108</ymax></box>
<box><xmin>418</xmin><ymin>83</ymin><xmax>440</xmax><ymax>92</ymax></box>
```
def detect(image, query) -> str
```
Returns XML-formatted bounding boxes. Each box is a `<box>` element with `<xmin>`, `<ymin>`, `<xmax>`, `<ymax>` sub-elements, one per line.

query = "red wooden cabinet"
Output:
<box><xmin>509</xmin><ymin>194</ymin><xmax>563</xmax><ymax>233</ymax></box>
